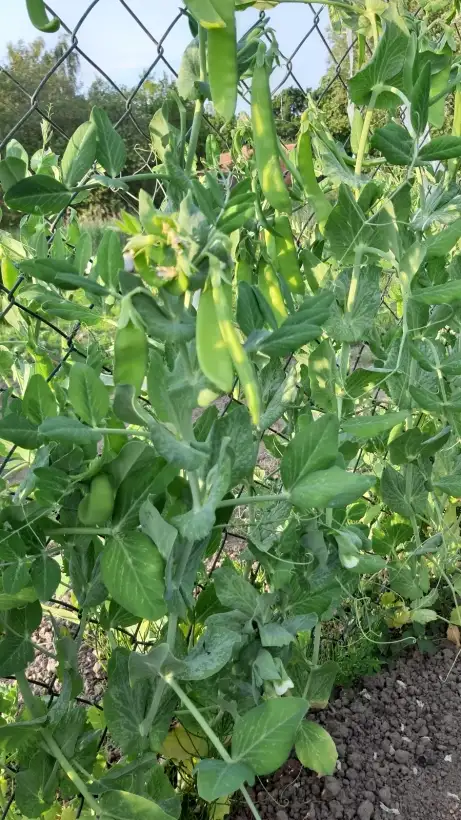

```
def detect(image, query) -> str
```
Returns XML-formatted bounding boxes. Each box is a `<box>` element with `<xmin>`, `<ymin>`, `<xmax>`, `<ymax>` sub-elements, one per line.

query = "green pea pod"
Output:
<box><xmin>185</xmin><ymin>0</ymin><xmax>225</xmax><ymax>28</ymax></box>
<box><xmin>272</xmin><ymin>215</ymin><xmax>304</xmax><ymax>295</ymax></box>
<box><xmin>236</xmin><ymin>250</ymin><xmax>253</xmax><ymax>284</ymax></box>
<box><xmin>1</xmin><ymin>258</ymin><xmax>18</xmax><ymax>290</ymax></box>
<box><xmin>296</xmin><ymin>113</ymin><xmax>332</xmax><ymax>233</ymax></box>
<box><xmin>26</xmin><ymin>0</ymin><xmax>60</xmax><ymax>32</ymax></box>
<box><xmin>114</xmin><ymin>319</ymin><xmax>148</xmax><ymax>395</ymax></box>
<box><xmin>257</xmin><ymin>257</ymin><xmax>287</xmax><ymax>327</ymax></box>
<box><xmin>196</xmin><ymin>286</ymin><xmax>234</xmax><ymax>392</ymax></box>
<box><xmin>252</xmin><ymin>43</ymin><xmax>291</xmax><ymax>214</ymax></box>
<box><xmin>78</xmin><ymin>474</ymin><xmax>115</xmax><ymax>527</ymax></box>
<box><xmin>210</xmin><ymin>258</ymin><xmax>261</xmax><ymax>425</ymax></box>
<box><xmin>453</xmin><ymin>87</ymin><xmax>461</xmax><ymax>137</ymax></box>
<box><xmin>207</xmin><ymin>0</ymin><xmax>238</xmax><ymax>121</ymax></box>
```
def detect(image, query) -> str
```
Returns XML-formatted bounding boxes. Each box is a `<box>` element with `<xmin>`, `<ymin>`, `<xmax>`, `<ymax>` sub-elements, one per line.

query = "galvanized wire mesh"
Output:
<box><xmin>0</xmin><ymin>2</ymin><xmax>412</xmax><ymax>813</ymax></box>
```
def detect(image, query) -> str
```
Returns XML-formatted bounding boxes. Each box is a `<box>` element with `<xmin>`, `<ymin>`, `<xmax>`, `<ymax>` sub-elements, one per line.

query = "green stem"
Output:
<box><xmin>164</xmin><ymin>676</ymin><xmax>263</xmax><ymax>820</ymax></box>
<box><xmin>216</xmin><ymin>493</ymin><xmax>287</xmax><ymax>509</ymax></box>
<box><xmin>185</xmin><ymin>26</ymin><xmax>207</xmax><ymax>175</ymax></box>
<box><xmin>188</xmin><ymin>472</ymin><xmax>202</xmax><ymax>511</ymax></box>
<box><xmin>16</xmin><ymin>672</ymin><xmax>101</xmax><ymax>816</ymax></box>
<box><xmin>95</xmin><ymin>427</ymin><xmax>150</xmax><ymax>438</ymax></box>
<box><xmin>303</xmin><ymin>621</ymin><xmax>322</xmax><ymax>698</ymax></box>
<box><xmin>140</xmin><ymin>614</ymin><xmax>178</xmax><ymax>736</ymax></box>
<box><xmin>354</xmin><ymin>103</ymin><xmax>375</xmax><ymax>178</ymax></box>
<box><xmin>337</xmin><ymin>342</ymin><xmax>350</xmax><ymax>420</ymax></box>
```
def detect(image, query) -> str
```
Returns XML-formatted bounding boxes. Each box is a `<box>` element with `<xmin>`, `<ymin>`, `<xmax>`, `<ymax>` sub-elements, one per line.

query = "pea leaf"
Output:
<box><xmin>213</xmin><ymin>565</ymin><xmax>260</xmax><ymax>617</ymax></box>
<box><xmin>411</xmin><ymin>608</ymin><xmax>438</xmax><ymax>624</ymax></box>
<box><xmin>412</xmin><ymin>280</ymin><xmax>461</xmax><ymax>305</ymax></box>
<box><xmin>291</xmin><ymin>466</ymin><xmax>375</xmax><ymax>510</ymax></box>
<box><xmin>196</xmin><ymin>760</ymin><xmax>255</xmax><ymax>802</ymax></box>
<box><xmin>5</xmin><ymin>175</ymin><xmax>72</xmax><ymax>215</ymax></box>
<box><xmin>23</xmin><ymin>374</ymin><xmax>57</xmax><ymax>425</ymax></box>
<box><xmin>0</xmin><ymin>414</ymin><xmax>43</xmax><ymax>449</ymax></box>
<box><xmin>324</xmin><ymin>185</ymin><xmax>368</xmax><ymax>264</ymax></box>
<box><xmin>304</xmin><ymin>660</ymin><xmax>339</xmax><ymax>709</ymax></box>
<box><xmin>411</xmin><ymin>61</ymin><xmax>431</xmax><ymax>135</ymax></box>
<box><xmin>61</xmin><ymin>122</ymin><xmax>97</xmax><ymax>187</ymax></box>
<box><xmin>39</xmin><ymin>416</ymin><xmax>102</xmax><ymax>445</ymax></box>
<box><xmin>15</xmin><ymin>752</ymin><xmax>55</xmax><ymax>818</ymax></box>
<box><xmin>433</xmin><ymin>474</ymin><xmax>461</xmax><ymax>496</ymax></box>
<box><xmin>174</xmin><ymin>618</ymin><xmax>243</xmax><ymax>680</ymax></box>
<box><xmin>91</xmin><ymin>107</ymin><xmax>126</xmax><ymax>177</ymax></box>
<box><xmin>68</xmin><ymin>363</ymin><xmax>109</xmax><ymax>427</ymax></box>
<box><xmin>370</xmin><ymin>122</ymin><xmax>415</xmax><ymax>166</ymax></box>
<box><xmin>30</xmin><ymin>554</ymin><xmax>61</xmax><ymax>601</ymax></box>
<box><xmin>281</xmin><ymin>413</ymin><xmax>339</xmax><ymax>490</ymax></box>
<box><xmin>232</xmin><ymin>697</ymin><xmax>308</xmax><ymax>775</ymax></box>
<box><xmin>295</xmin><ymin>721</ymin><xmax>338</xmax><ymax>776</ymax></box>
<box><xmin>342</xmin><ymin>411</ymin><xmax>409</xmax><ymax>439</ymax></box>
<box><xmin>101</xmin><ymin>532</ymin><xmax>166</xmax><ymax>621</ymax></box>
<box><xmin>0</xmin><ymin>157</ymin><xmax>27</xmax><ymax>192</ymax></box>
<box><xmin>104</xmin><ymin>649</ymin><xmax>152</xmax><ymax>756</ymax></box>
<box><xmin>419</xmin><ymin>136</ymin><xmax>461</xmax><ymax>161</ymax></box>
<box><xmin>99</xmin><ymin>790</ymin><xmax>176</xmax><ymax>820</ymax></box>
<box><xmin>140</xmin><ymin>499</ymin><xmax>177</xmax><ymax>562</ymax></box>
<box><xmin>177</xmin><ymin>39</ymin><xmax>202</xmax><ymax>101</ymax></box>
<box><xmin>94</xmin><ymin>229</ymin><xmax>124</xmax><ymax>289</ymax></box>
<box><xmin>308</xmin><ymin>339</ymin><xmax>336</xmax><ymax>413</ymax></box>
<box><xmin>349</xmin><ymin>23</ymin><xmax>410</xmax><ymax>108</ymax></box>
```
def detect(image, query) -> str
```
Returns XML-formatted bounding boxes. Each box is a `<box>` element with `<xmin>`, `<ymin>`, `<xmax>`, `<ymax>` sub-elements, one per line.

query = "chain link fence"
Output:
<box><xmin>0</xmin><ymin>3</ymin><xmax>418</xmax><ymax>815</ymax></box>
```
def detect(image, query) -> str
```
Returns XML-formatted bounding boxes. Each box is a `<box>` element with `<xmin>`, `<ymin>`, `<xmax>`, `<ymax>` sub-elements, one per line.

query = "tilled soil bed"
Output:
<box><xmin>235</xmin><ymin>646</ymin><xmax>461</xmax><ymax>820</ymax></box>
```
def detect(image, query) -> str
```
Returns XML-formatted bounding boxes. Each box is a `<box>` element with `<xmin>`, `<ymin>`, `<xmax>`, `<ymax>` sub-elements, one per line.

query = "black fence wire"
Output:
<box><xmin>0</xmin><ymin>2</ymin><xmax>421</xmax><ymax>814</ymax></box>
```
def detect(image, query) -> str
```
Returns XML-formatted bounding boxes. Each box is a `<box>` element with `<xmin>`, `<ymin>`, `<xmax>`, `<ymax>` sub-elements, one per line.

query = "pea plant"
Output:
<box><xmin>1</xmin><ymin>0</ymin><xmax>461</xmax><ymax>817</ymax></box>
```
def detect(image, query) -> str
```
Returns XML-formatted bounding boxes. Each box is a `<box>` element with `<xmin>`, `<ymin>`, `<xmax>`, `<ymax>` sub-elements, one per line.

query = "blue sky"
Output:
<box><xmin>0</xmin><ymin>1</ymin><xmax>331</xmax><ymax>101</ymax></box>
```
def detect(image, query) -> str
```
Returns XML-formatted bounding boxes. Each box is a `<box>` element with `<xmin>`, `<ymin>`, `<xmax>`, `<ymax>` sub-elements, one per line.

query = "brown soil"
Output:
<box><xmin>234</xmin><ymin>646</ymin><xmax>461</xmax><ymax>820</ymax></box>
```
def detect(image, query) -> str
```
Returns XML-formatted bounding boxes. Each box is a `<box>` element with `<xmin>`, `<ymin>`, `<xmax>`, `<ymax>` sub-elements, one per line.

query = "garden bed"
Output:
<box><xmin>235</xmin><ymin>646</ymin><xmax>461</xmax><ymax>820</ymax></box>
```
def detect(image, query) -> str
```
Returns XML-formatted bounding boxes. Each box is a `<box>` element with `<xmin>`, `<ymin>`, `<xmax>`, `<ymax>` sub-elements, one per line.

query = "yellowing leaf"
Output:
<box><xmin>161</xmin><ymin>725</ymin><xmax>208</xmax><ymax>761</ymax></box>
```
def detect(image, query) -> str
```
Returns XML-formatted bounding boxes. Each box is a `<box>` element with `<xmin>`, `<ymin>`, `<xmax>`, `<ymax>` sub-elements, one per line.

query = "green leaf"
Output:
<box><xmin>450</xmin><ymin>607</ymin><xmax>461</xmax><ymax>626</ymax></box>
<box><xmin>213</xmin><ymin>565</ymin><xmax>260</xmax><ymax>617</ymax></box>
<box><xmin>61</xmin><ymin>122</ymin><xmax>97</xmax><ymax>187</ymax></box>
<box><xmin>39</xmin><ymin>416</ymin><xmax>101</xmax><ymax>445</ymax></box>
<box><xmin>411</xmin><ymin>608</ymin><xmax>438</xmax><ymax>625</ymax></box>
<box><xmin>342</xmin><ymin>411</ymin><xmax>408</xmax><ymax>439</ymax></box>
<box><xmin>295</xmin><ymin>721</ymin><xmax>338</xmax><ymax>776</ymax></box>
<box><xmin>99</xmin><ymin>790</ymin><xmax>176</xmax><ymax>820</ymax></box>
<box><xmin>425</xmin><ymin>218</ymin><xmax>461</xmax><ymax>258</ymax></box>
<box><xmin>68</xmin><ymin>363</ymin><xmax>109</xmax><ymax>427</ymax></box>
<box><xmin>237</xmin><ymin>282</ymin><xmax>264</xmax><ymax>337</ymax></box>
<box><xmin>349</xmin><ymin>22</ymin><xmax>410</xmax><ymax>108</ymax></box>
<box><xmin>304</xmin><ymin>661</ymin><xmax>338</xmax><ymax>709</ymax></box>
<box><xmin>207</xmin><ymin>404</ymin><xmax>257</xmax><ymax>486</ymax></box>
<box><xmin>15</xmin><ymin>752</ymin><xmax>54</xmax><ymax>818</ymax></box>
<box><xmin>381</xmin><ymin>465</ymin><xmax>412</xmax><ymax>518</ymax></box>
<box><xmin>95</xmin><ymin>229</ymin><xmax>124</xmax><ymax>289</ymax></box>
<box><xmin>0</xmin><ymin>157</ymin><xmax>27</xmax><ymax>192</ymax></box>
<box><xmin>102</xmin><ymin>532</ymin><xmax>166</xmax><ymax>621</ymax></box>
<box><xmin>389</xmin><ymin>564</ymin><xmax>423</xmax><ymax>601</ymax></box>
<box><xmin>324</xmin><ymin>185</ymin><xmax>368</xmax><ymax>265</ymax></box>
<box><xmin>0</xmin><ymin>414</ymin><xmax>43</xmax><ymax>449</ymax></box>
<box><xmin>433</xmin><ymin>474</ymin><xmax>461</xmax><ymax>496</ymax></box>
<box><xmin>23</xmin><ymin>374</ymin><xmax>57</xmax><ymax>425</ymax></box>
<box><xmin>104</xmin><ymin>648</ymin><xmax>154</xmax><ymax>756</ymax></box>
<box><xmin>5</xmin><ymin>175</ymin><xmax>72</xmax><ymax>215</ymax></box>
<box><xmin>411</xmin><ymin>61</ymin><xmax>431</xmax><ymax>135</ymax></box>
<box><xmin>175</xmin><ymin>617</ymin><xmax>243</xmax><ymax>680</ymax></box>
<box><xmin>112</xmin><ymin>445</ymin><xmax>178</xmax><ymax>530</ymax></box>
<box><xmin>91</xmin><ymin>107</ymin><xmax>126</xmax><ymax>177</ymax></box>
<box><xmin>308</xmin><ymin>339</ymin><xmax>336</xmax><ymax>413</ymax></box>
<box><xmin>232</xmin><ymin>697</ymin><xmax>308</xmax><ymax>776</ymax></box>
<box><xmin>412</xmin><ymin>280</ymin><xmax>461</xmax><ymax>305</ymax></box>
<box><xmin>345</xmin><ymin>368</ymin><xmax>391</xmax><ymax>399</ymax></box>
<box><xmin>419</xmin><ymin>136</ymin><xmax>461</xmax><ymax>162</ymax></box>
<box><xmin>140</xmin><ymin>499</ymin><xmax>177</xmax><ymax>562</ymax></box>
<box><xmin>184</xmin><ymin>0</ymin><xmax>225</xmax><ymax>28</ymax></box>
<box><xmin>281</xmin><ymin>413</ymin><xmax>339</xmax><ymax>490</ymax></box>
<box><xmin>196</xmin><ymin>760</ymin><xmax>255</xmax><ymax>802</ymax></box>
<box><xmin>256</xmin><ymin>320</ymin><xmax>322</xmax><ymax>358</ymax></box>
<box><xmin>177</xmin><ymin>39</ymin><xmax>201</xmax><ymax>100</ymax></box>
<box><xmin>30</xmin><ymin>554</ymin><xmax>61</xmax><ymax>601</ymax></box>
<box><xmin>370</xmin><ymin>122</ymin><xmax>415</xmax><ymax>166</ymax></box>
<box><xmin>0</xmin><ymin>602</ymin><xmax>42</xmax><ymax>675</ymax></box>
<box><xmin>149</xmin><ymin>417</ymin><xmax>206</xmax><ymax>471</ymax></box>
<box><xmin>259</xmin><ymin>622</ymin><xmax>294</xmax><ymax>647</ymax></box>
<box><xmin>290</xmin><ymin>466</ymin><xmax>375</xmax><ymax>510</ymax></box>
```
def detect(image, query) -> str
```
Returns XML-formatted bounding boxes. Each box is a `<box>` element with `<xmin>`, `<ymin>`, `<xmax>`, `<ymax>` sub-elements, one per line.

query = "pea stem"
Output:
<box><xmin>140</xmin><ymin>614</ymin><xmax>178</xmax><ymax>736</ymax></box>
<box><xmin>216</xmin><ymin>493</ymin><xmax>287</xmax><ymax>509</ymax></box>
<box><xmin>303</xmin><ymin>621</ymin><xmax>322</xmax><ymax>698</ymax></box>
<box><xmin>46</xmin><ymin>527</ymin><xmax>113</xmax><ymax>537</ymax></box>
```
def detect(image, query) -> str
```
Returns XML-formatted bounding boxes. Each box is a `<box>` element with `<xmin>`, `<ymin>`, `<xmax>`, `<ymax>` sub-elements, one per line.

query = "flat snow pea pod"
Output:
<box><xmin>114</xmin><ymin>319</ymin><xmax>148</xmax><ymax>395</ymax></box>
<box><xmin>26</xmin><ymin>0</ymin><xmax>60</xmax><ymax>32</ymax></box>
<box><xmin>1</xmin><ymin>258</ymin><xmax>19</xmax><ymax>290</ymax></box>
<box><xmin>78</xmin><ymin>474</ymin><xmax>115</xmax><ymax>527</ymax></box>
<box><xmin>273</xmin><ymin>214</ymin><xmax>304</xmax><ymax>295</ymax></box>
<box><xmin>257</xmin><ymin>258</ymin><xmax>287</xmax><ymax>327</ymax></box>
<box><xmin>251</xmin><ymin>43</ymin><xmax>291</xmax><ymax>214</ymax></box>
<box><xmin>207</xmin><ymin>0</ymin><xmax>238</xmax><ymax>121</ymax></box>
<box><xmin>210</xmin><ymin>258</ymin><xmax>261</xmax><ymax>425</ymax></box>
<box><xmin>296</xmin><ymin>113</ymin><xmax>332</xmax><ymax>233</ymax></box>
<box><xmin>196</xmin><ymin>286</ymin><xmax>234</xmax><ymax>393</ymax></box>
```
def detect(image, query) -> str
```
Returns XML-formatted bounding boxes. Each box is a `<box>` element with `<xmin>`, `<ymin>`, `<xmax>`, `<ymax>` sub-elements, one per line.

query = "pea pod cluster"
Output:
<box><xmin>251</xmin><ymin>42</ymin><xmax>291</xmax><ymax>214</ymax></box>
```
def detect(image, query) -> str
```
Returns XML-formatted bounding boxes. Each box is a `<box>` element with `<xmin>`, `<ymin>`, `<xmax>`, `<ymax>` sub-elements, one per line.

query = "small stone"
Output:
<box><xmin>322</xmin><ymin>777</ymin><xmax>341</xmax><ymax>799</ymax></box>
<box><xmin>378</xmin><ymin>786</ymin><xmax>391</xmax><ymax>804</ymax></box>
<box><xmin>394</xmin><ymin>749</ymin><xmax>410</xmax><ymax>764</ymax></box>
<box><xmin>357</xmin><ymin>799</ymin><xmax>374</xmax><ymax>820</ymax></box>
<box><xmin>276</xmin><ymin>811</ymin><xmax>289</xmax><ymax>820</ymax></box>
